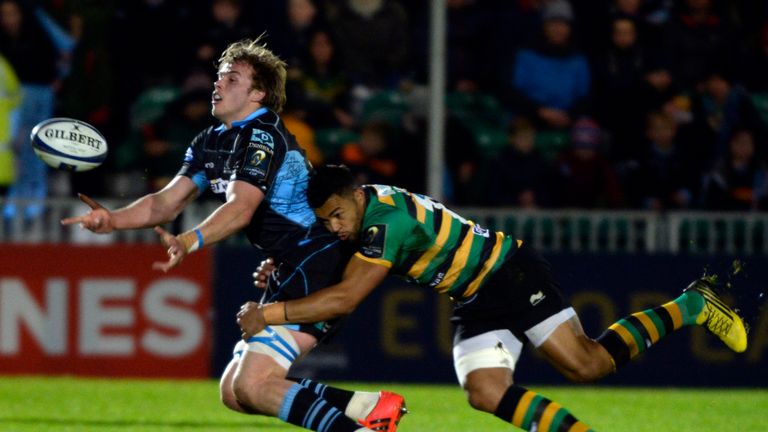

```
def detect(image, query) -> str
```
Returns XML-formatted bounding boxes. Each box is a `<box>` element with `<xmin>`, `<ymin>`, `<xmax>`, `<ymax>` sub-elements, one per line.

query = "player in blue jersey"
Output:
<box><xmin>61</xmin><ymin>39</ymin><xmax>405</xmax><ymax>432</ymax></box>
<box><xmin>241</xmin><ymin>164</ymin><xmax>749</xmax><ymax>432</ymax></box>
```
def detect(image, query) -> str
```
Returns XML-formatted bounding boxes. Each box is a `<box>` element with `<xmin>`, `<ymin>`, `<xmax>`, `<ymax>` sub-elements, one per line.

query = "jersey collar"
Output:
<box><xmin>214</xmin><ymin>107</ymin><xmax>269</xmax><ymax>133</ymax></box>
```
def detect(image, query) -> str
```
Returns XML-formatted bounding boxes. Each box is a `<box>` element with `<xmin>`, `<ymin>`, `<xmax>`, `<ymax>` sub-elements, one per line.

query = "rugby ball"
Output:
<box><xmin>31</xmin><ymin>117</ymin><xmax>108</xmax><ymax>172</ymax></box>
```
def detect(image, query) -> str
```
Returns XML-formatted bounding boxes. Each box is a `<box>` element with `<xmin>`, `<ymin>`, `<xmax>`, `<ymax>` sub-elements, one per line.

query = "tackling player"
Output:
<box><xmin>61</xmin><ymin>39</ymin><xmax>404</xmax><ymax>432</ymax></box>
<box><xmin>239</xmin><ymin>164</ymin><xmax>749</xmax><ymax>432</ymax></box>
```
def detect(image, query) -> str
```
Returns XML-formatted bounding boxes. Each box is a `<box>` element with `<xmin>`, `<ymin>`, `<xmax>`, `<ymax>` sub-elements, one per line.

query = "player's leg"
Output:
<box><xmin>220</xmin><ymin>347</ymin><xmax>254</xmax><ymax>413</ymax></box>
<box><xmin>537</xmin><ymin>275</ymin><xmax>748</xmax><ymax>380</ymax></box>
<box><xmin>596</xmin><ymin>275</ymin><xmax>747</xmax><ymax>369</ymax></box>
<box><xmin>289</xmin><ymin>377</ymin><xmax>406</xmax><ymax>429</ymax></box>
<box><xmin>263</xmin><ymin>230</ymin><xmax>406</xmax><ymax>429</ymax></box>
<box><xmin>453</xmin><ymin>328</ymin><xmax>595</xmax><ymax>431</ymax></box>
<box><xmin>534</xmin><ymin>312</ymin><xmax>616</xmax><ymax>382</ymax></box>
<box><xmin>230</xmin><ymin>325</ymin><xmax>372</xmax><ymax>431</ymax></box>
<box><xmin>451</xmin><ymin>242</ymin><xmax>598</xmax><ymax>430</ymax></box>
<box><xmin>223</xmin><ymin>350</ymin><xmax>384</xmax><ymax>418</ymax></box>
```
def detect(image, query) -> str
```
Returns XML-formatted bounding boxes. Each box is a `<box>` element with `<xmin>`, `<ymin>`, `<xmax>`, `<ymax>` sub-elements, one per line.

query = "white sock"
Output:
<box><xmin>345</xmin><ymin>391</ymin><xmax>380</xmax><ymax>419</ymax></box>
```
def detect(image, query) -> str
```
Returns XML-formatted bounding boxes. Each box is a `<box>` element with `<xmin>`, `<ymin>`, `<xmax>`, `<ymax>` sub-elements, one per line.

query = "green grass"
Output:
<box><xmin>0</xmin><ymin>377</ymin><xmax>766</xmax><ymax>431</ymax></box>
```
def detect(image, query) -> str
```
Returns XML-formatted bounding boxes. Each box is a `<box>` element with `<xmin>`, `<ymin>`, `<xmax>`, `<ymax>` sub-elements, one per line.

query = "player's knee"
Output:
<box><xmin>562</xmin><ymin>359</ymin><xmax>605</xmax><ymax>383</ymax></box>
<box><xmin>464</xmin><ymin>378</ymin><xmax>506</xmax><ymax>413</ymax></box>
<box><xmin>465</xmin><ymin>388</ymin><xmax>498</xmax><ymax>413</ymax></box>
<box><xmin>220</xmin><ymin>364</ymin><xmax>242</xmax><ymax>412</ymax></box>
<box><xmin>220</xmin><ymin>378</ymin><xmax>243</xmax><ymax>412</ymax></box>
<box><xmin>232</xmin><ymin>374</ymin><xmax>267</xmax><ymax>412</ymax></box>
<box><xmin>220</xmin><ymin>388</ymin><xmax>242</xmax><ymax>411</ymax></box>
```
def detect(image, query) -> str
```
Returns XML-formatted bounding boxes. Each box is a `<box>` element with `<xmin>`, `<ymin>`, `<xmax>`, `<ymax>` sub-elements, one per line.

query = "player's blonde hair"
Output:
<box><xmin>218</xmin><ymin>35</ymin><xmax>287</xmax><ymax>112</ymax></box>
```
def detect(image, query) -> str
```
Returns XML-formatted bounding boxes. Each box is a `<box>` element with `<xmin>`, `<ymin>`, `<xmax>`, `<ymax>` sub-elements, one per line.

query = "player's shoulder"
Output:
<box><xmin>191</xmin><ymin>125</ymin><xmax>215</xmax><ymax>142</ymax></box>
<box><xmin>364</xmin><ymin>190</ymin><xmax>414</xmax><ymax>225</ymax></box>
<box><xmin>245</xmin><ymin>111</ymin><xmax>293</xmax><ymax>148</ymax></box>
<box><xmin>184</xmin><ymin>126</ymin><xmax>216</xmax><ymax>158</ymax></box>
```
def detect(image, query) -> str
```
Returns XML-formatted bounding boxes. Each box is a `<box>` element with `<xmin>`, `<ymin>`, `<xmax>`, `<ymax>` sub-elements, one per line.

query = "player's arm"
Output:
<box><xmin>61</xmin><ymin>175</ymin><xmax>199</xmax><ymax>233</ymax></box>
<box><xmin>153</xmin><ymin>179</ymin><xmax>264</xmax><ymax>272</ymax></box>
<box><xmin>182</xmin><ymin>179</ymin><xmax>263</xmax><ymax>248</ymax></box>
<box><xmin>238</xmin><ymin>255</ymin><xmax>389</xmax><ymax>336</ymax></box>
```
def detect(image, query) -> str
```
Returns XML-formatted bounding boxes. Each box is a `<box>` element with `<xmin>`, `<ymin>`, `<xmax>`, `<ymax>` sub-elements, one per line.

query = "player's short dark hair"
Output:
<box><xmin>307</xmin><ymin>165</ymin><xmax>356</xmax><ymax>208</ymax></box>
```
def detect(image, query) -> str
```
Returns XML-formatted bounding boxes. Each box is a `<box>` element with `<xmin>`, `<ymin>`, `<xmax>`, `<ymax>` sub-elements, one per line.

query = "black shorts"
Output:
<box><xmin>261</xmin><ymin>226</ymin><xmax>355</xmax><ymax>340</ymax></box>
<box><xmin>451</xmin><ymin>242</ymin><xmax>571</xmax><ymax>345</ymax></box>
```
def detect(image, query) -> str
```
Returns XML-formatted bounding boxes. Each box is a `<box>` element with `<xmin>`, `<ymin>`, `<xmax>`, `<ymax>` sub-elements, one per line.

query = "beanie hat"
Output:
<box><xmin>571</xmin><ymin>118</ymin><xmax>602</xmax><ymax>149</ymax></box>
<box><xmin>542</xmin><ymin>0</ymin><xmax>574</xmax><ymax>22</ymax></box>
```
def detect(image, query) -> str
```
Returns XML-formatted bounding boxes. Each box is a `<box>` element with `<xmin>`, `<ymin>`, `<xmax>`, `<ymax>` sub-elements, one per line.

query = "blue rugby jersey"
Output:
<box><xmin>177</xmin><ymin>107</ymin><xmax>318</xmax><ymax>260</ymax></box>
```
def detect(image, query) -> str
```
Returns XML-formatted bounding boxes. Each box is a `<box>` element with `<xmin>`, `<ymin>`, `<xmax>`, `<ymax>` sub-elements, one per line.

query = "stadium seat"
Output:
<box><xmin>446</xmin><ymin>92</ymin><xmax>508</xmax><ymax>156</ymax></box>
<box><xmin>314</xmin><ymin>128</ymin><xmax>360</xmax><ymax>161</ymax></box>
<box><xmin>535</xmin><ymin>130</ymin><xmax>569</xmax><ymax>161</ymax></box>
<box><xmin>446</xmin><ymin>92</ymin><xmax>506</xmax><ymax>126</ymax></box>
<box><xmin>752</xmin><ymin>93</ymin><xmax>768</xmax><ymax>127</ymax></box>
<box><xmin>360</xmin><ymin>90</ymin><xmax>410</xmax><ymax>126</ymax></box>
<box><xmin>129</xmin><ymin>85</ymin><xmax>181</xmax><ymax>130</ymax></box>
<box><xmin>466</xmin><ymin>123</ymin><xmax>507</xmax><ymax>155</ymax></box>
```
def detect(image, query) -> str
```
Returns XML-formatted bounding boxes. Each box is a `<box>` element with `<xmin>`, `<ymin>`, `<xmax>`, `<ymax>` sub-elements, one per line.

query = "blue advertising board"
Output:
<box><xmin>212</xmin><ymin>247</ymin><xmax>767</xmax><ymax>386</ymax></box>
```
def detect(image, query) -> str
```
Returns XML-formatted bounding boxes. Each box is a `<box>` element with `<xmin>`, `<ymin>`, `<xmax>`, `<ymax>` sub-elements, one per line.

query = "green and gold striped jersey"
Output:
<box><xmin>355</xmin><ymin>185</ymin><xmax>521</xmax><ymax>299</ymax></box>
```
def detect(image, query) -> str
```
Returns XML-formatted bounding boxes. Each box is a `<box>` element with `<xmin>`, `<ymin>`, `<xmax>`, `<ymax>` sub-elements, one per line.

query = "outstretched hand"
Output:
<box><xmin>60</xmin><ymin>193</ymin><xmax>114</xmax><ymax>233</ymax></box>
<box><xmin>237</xmin><ymin>301</ymin><xmax>266</xmax><ymax>340</ymax></box>
<box><xmin>253</xmin><ymin>258</ymin><xmax>276</xmax><ymax>289</ymax></box>
<box><xmin>152</xmin><ymin>226</ymin><xmax>187</xmax><ymax>272</ymax></box>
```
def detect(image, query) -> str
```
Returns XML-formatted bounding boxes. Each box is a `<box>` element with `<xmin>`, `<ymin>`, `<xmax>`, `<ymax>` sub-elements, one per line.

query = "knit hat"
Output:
<box><xmin>571</xmin><ymin>118</ymin><xmax>602</xmax><ymax>149</ymax></box>
<box><xmin>542</xmin><ymin>0</ymin><xmax>574</xmax><ymax>22</ymax></box>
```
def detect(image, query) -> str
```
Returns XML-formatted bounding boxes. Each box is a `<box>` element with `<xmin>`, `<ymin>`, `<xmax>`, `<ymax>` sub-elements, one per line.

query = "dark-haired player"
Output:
<box><xmin>240</xmin><ymin>164</ymin><xmax>748</xmax><ymax>432</ymax></box>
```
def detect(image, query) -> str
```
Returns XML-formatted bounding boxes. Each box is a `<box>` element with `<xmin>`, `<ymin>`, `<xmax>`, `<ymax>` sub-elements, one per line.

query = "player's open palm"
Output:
<box><xmin>60</xmin><ymin>193</ymin><xmax>115</xmax><ymax>233</ymax></box>
<box><xmin>152</xmin><ymin>226</ymin><xmax>187</xmax><ymax>272</ymax></box>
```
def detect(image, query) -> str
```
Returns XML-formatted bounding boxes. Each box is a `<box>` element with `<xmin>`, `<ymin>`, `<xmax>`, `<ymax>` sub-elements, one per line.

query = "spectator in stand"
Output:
<box><xmin>503</xmin><ymin>0</ymin><xmax>591</xmax><ymax>132</ymax></box>
<box><xmin>741</xmin><ymin>22</ymin><xmax>768</xmax><ymax>94</ymax></box>
<box><xmin>443</xmin><ymin>0</ymin><xmax>500</xmax><ymax>93</ymax></box>
<box><xmin>624</xmin><ymin>111</ymin><xmax>699</xmax><ymax>210</ymax></box>
<box><xmin>295</xmin><ymin>27</ymin><xmax>354</xmax><ymax>129</ymax></box>
<box><xmin>552</xmin><ymin>118</ymin><xmax>624</xmax><ymax>208</ymax></box>
<box><xmin>592</xmin><ymin>16</ymin><xmax>651</xmax><ymax>162</ymax></box>
<box><xmin>488</xmin><ymin>117</ymin><xmax>552</xmax><ymax>208</ymax></box>
<box><xmin>0</xmin><ymin>52</ymin><xmax>20</xmax><ymax>196</ymax></box>
<box><xmin>328</xmin><ymin>0</ymin><xmax>410</xmax><ymax>92</ymax></box>
<box><xmin>701</xmin><ymin>128</ymin><xmax>768</xmax><ymax>211</ymax></box>
<box><xmin>0</xmin><ymin>0</ymin><xmax>60</xmax><ymax>221</ymax></box>
<box><xmin>111</xmin><ymin>0</ymin><xmax>196</xmax><ymax>144</ymax></box>
<box><xmin>140</xmin><ymin>89</ymin><xmax>214</xmax><ymax>193</ymax></box>
<box><xmin>687</xmin><ymin>67</ymin><xmax>767</xmax><ymax>172</ymax></box>
<box><xmin>661</xmin><ymin>0</ymin><xmax>740</xmax><ymax>92</ymax></box>
<box><xmin>282</xmin><ymin>80</ymin><xmax>324</xmax><ymax>166</ymax></box>
<box><xmin>635</xmin><ymin>59</ymin><xmax>684</xmax><ymax>119</ymax></box>
<box><xmin>194</xmin><ymin>0</ymin><xmax>254</xmax><ymax>70</ymax></box>
<box><xmin>607</xmin><ymin>0</ymin><xmax>671</xmax><ymax>48</ymax></box>
<box><xmin>338</xmin><ymin>121</ymin><xmax>399</xmax><ymax>185</ymax></box>
<box><xmin>53</xmin><ymin>2</ymin><xmax>112</xmax><ymax>129</ymax></box>
<box><xmin>283</xmin><ymin>0</ymin><xmax>326</xmax><ymax>69</ymax></box>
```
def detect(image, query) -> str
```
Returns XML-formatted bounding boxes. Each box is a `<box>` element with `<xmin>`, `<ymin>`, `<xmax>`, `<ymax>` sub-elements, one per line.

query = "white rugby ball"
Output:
<box><xmin>31</xmin><ymin>117</ymin><xmax>108</xmax><ymax>172</ymax></box>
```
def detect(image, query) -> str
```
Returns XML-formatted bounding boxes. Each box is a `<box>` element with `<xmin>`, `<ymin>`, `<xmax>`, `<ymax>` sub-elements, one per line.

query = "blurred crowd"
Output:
<box><xmin>2</xmin><ymin>0</ymin><xmax>768</xmax><ymax>213</ymax></box>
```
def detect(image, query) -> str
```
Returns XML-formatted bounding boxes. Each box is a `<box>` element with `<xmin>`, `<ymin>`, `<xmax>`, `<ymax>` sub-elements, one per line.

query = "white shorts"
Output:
<box><xmin>233</xmin><ymin>325</ymin><xmax>301</xmax><ymax>370</ymax></box>
<box><xmin>452</xmin><ymin>307</ymin><xmax>576</xmax><ymax>386</ymax></box>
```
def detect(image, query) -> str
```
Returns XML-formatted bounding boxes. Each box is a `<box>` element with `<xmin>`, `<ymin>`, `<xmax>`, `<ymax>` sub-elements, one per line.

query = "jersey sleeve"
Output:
<box><xmin>355</xmin><ymin>205</ymin><xmax>418</xmax><ymax>267</ymax></box>
<box><xmin>177</xmin><ymin>129</ymin><xmax>209</xmax><ymax>194</ymax></box>
<box><xmin>231</xmin><ymin>124</ymin><xmax>286</xmax><ymax>193</ymax></box>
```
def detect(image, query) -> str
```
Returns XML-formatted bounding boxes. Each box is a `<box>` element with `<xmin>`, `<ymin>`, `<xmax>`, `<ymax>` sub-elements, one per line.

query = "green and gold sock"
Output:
<box><xmin>495</xmin><ymin>385</ymin><xmax>594</xmax><ymax>431</ymax></box>
<box><xmin>597</xmin><ymin>291</ymin><xmax>705</xmax><ymax>367</ymax></box>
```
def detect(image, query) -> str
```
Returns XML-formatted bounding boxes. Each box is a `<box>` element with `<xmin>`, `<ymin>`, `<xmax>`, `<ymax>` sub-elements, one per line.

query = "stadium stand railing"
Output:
<box><xmin>3</xmin><ymin>198</ymin><xmax>768</xmax><ymax>255</ymax></box>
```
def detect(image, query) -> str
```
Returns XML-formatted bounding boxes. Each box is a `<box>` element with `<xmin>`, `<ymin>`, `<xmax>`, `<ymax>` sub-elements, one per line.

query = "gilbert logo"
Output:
<box><xmin>529</xmin><ymin>291</ymin><xmax>546</xmax><ymax>306</ymax></box>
